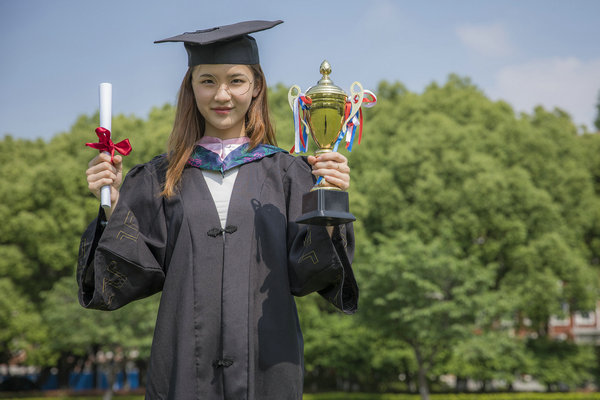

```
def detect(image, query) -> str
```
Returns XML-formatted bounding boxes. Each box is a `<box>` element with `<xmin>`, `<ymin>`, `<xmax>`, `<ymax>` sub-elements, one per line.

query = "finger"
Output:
<box><xmin>88</xmin><ymin>154</ymin><xmax>103</xmax><ymax>168</ymax></box>
<box><xmin>312</xmin><ymin>167</ymin><xmax>346</xmax><ymax>178</ymax></box>
<box><xmin>100</xmin><ymin>168</ymin><xmax>118</xmax><ymax>181</ymax></box>
<box><xmin>314</xmin><ymin>152</ymin><xmax>348</xmax><ymax>166</ymax></box>
<box><xmin>88</xmin><ymin>152</ymin><xmax>113</xmax><ymax>168</ymax></box>
<box><xmin>312</xmin><ymin>168</ymin><xmax>350</xmax><ymax>187</ymax></box>
<box><xmin>307</xmin><ymin>155</ymin><xmax>318</xmax><ymax>166</ymax></box>
<box><xmin>97</xmin><ymin>152</ymin><xmax>113</xmax><ymax>164</ymax></box>
<box><xmin>112</xmin><ymin>155</ymin><xmax>123</xmax><ymax>168</ymax></box>
<box><xmin>86</xmin><ymin>161</ymin><xmax>117</xmax><ymax>177</ymax></box>
<box><xmin>88</xmin><ymin>178</ymin><xmax>116</xmax><ymax>195</ymax></box>
<box><xmin>312</xmin><ymin>164</ymin><xmax>350</xmax><ymax>178</ymax></box>
<box><xmin>87</xmin><ymin>169</ymin><xmax>118</xmax><ymax>186</ymax></box>
<box><xmin>313</xmin><ymin>160</ymin><xmax>350</xmax><ymax>173</ymax></box>
<box><xmin>323</xmin><ymin>175</ymin><xmax>350</xmax><ymax>191</ymax></box>
<box><xmin>315</xmin><ymin>152</ymin><xmax>347</xmax><ymax>164</ymax></box>
<box><xmin>87</xmin><ymin>180</ymin><xmax>116</xmax><ymax>196</ymax></box>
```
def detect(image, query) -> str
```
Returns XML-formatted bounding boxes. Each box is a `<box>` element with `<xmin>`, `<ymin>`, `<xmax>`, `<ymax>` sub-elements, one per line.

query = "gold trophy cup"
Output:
<box><xmin>288</xmin><ymin>60</ymin><xmax>364</xmax><ymax>226</ymax></box>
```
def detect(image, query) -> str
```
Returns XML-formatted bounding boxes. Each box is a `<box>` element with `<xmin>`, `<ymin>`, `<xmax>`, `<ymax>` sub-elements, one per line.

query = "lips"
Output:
<box><xmin>212</xmin><ymin>107</ymin><xmax>233</xmax><ymax>115</ymax></box>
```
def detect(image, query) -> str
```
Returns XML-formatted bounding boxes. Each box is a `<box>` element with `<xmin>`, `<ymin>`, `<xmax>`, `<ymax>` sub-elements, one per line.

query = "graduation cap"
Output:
<box><xmin>155</xmin><ymin>20</ymin><xmax>283</xmax><ymax>66</ymax></box>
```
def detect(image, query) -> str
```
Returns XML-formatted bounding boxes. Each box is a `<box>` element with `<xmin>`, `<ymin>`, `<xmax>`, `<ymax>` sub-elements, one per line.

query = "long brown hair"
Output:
<box><xmin>161</xmin><ymin>64</ymin><xmax>276</xmax><ymax>197</ymax></box>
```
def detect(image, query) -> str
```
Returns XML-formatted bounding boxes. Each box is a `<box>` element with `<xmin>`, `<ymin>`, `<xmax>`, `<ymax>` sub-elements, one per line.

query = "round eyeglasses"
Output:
<box><xmin>194</xmin><ymin>74</ymin><xmax>253</xmax><ymax>96</ymax></box>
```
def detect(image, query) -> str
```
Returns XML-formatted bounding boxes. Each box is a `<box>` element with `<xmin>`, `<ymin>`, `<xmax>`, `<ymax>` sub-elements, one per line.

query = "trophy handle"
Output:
<box><xmin>288</xmin><ymin>85</ymin><xmax>301</xmax><ymax>110</ymax></box>
<box><xmin>288</xmin><ymin>84</ymin><xmax>311</xmax><ymax>135</ymax></box>
<box><xmin>343</xmin><ymin>81</ymin><xmax>364</xmax><ymax>129</ymax></box>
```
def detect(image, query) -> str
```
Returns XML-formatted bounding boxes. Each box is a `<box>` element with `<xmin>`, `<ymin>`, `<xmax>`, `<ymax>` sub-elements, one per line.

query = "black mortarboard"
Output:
<box><xmin>154</xmin><ymin>20</ymin><xmax>283</xmax><ymax>66</ymax></box>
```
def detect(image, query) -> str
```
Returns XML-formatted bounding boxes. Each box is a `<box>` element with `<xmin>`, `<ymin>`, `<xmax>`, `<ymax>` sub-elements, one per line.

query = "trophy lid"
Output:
<box><xmin>306</xmin><ymin>60</ymin><xmax>347</xmax><ymax>98</ymax></box>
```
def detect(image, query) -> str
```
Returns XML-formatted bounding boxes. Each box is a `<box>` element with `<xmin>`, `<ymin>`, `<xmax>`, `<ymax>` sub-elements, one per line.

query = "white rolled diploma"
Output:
<box><xmin>99</xmin><ymin>83</ymin><xmax>112</xmax><ymax>211</ymax></box>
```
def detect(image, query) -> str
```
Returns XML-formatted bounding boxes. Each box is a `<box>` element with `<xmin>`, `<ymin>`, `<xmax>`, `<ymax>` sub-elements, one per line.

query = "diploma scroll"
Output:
<box><xmin>99</xmin><ymin>83</ymin><xmax>112</xmax><ymax>211</ymax></box>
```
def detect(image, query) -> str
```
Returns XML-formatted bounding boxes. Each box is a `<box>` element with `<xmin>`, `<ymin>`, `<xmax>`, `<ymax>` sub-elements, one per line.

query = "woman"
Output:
<box><xmin>78</xmin><ymin>20</ymin><xmax>358</xmax><ymax>400</ymax></box>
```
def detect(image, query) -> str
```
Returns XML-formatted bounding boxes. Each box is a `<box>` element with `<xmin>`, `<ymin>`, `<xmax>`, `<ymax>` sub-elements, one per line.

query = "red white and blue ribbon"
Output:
<box><xmin>334</xmin><ymin>89</ymin><xmax>378</xmax><ymax>152</ymax></box>
<box><xmin>290</xmin><ymin>89</ymin><xmax>377</xmax><ymax>154</ymax></box>
<box><xmin>291</xmin><ymin>94</ymin><xmax>311</xmax><ymax>154</ymax></box>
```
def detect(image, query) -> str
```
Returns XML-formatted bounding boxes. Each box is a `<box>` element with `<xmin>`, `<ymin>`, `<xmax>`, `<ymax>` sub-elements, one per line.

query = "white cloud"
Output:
<box><xmin>456</xmin><ymin>22</ymin><xmax>513</xmax><ymax>58</ymax></box>
<box><xmin>490</xmin><ymin>57</ymin><xmax>600</xmax><ymax>129</ymax></box>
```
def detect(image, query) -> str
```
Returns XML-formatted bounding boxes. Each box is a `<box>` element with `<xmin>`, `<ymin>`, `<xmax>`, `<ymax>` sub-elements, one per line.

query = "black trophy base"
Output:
<box><xmin>296</xmin><ymin>189</ymin><xmax>356</xmax><ymax>226</ymax></box>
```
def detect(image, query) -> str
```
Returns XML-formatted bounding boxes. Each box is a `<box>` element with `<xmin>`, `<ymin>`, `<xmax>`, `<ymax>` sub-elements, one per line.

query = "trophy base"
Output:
<box><xmin>296</xmin><ymin>189</ymin><xmax>356</xmax><ymax>226</ymax></box>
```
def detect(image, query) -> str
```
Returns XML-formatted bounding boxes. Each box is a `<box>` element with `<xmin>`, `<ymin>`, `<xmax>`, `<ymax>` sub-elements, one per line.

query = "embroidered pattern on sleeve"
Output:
<box><xmin>299</xmin><ymin>228</ymin><xmax>319</xmax><ymax>264</ymax></box>
<box><xmin>339</xmin><ymin>225</ymin><xmax>348</xmax><ymax>249</ymax></box>
<box><xmin>101</xmin><ymin>261</ymin><xmax>128</xmax><ymax>308</ymax></box>
<box><xmin>116</xmin><ymin>211</ymin><xmax>139</xmax><ymax>242</ymax></box>
<box><xmin>78</xmin><ymin>238</ymin><xmax>88</xmax><ymax>266</ymax></box>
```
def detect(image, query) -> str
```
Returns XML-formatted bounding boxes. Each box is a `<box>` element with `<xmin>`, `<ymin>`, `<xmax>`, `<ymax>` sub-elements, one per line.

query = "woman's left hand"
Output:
<box><xmin>307</xmin><ymin>152</ymin><xmax>350</xmax><ymax>191</ymax></box>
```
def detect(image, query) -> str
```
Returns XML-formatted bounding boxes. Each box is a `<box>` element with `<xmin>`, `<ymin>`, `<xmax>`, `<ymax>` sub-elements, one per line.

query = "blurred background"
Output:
<box><xmin>1</xmin><ymin>1</ymin><xmax>600</xmax><ymax>399</ymax></box>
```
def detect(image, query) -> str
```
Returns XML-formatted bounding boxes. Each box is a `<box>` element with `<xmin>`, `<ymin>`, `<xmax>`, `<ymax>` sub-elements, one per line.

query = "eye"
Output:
<box><xmin>230</xmin><ymin>77</ymin><xmax>247</xmax><ymax>86</ymax></box>
<box><xmin>194</xmin><ymin>74</ymin><xmax>217</xmax><ymax>86</ymax></box>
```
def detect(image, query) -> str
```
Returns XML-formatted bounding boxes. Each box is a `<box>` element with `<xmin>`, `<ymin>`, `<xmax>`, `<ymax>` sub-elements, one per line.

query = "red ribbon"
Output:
<box><xmin>86</xmin><ymin>127</ymin><xmax>132</xmax><ymax>162</ymax></box>
<box><xmin>358</xmin><ymin>108</ymin><xmax>363</xmax><ymax>144</ymax></box>
<box><xmin>300</xmin><ymin>96</ymin><xmax>312</xmax><ymax>106</ymax></box>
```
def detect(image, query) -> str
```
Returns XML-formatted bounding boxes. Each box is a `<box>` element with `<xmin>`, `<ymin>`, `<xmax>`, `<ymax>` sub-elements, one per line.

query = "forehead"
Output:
<box><xmin>192</xmin><ymin>64</ymin><xmax>253</xmax><ymax>77</ymax></box>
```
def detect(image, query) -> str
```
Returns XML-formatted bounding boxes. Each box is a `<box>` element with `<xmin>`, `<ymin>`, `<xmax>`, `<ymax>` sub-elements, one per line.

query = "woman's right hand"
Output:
<box><xmin>86</xmin><ymin>153</ymin><xmax>122</xmax><ymax>220</ymax></box>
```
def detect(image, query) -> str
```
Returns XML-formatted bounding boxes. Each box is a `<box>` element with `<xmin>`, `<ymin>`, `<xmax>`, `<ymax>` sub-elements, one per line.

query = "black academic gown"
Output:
<box><xmin>77</xmin><ymin>150</ymin><xmax>358</xmax><ymax>400</ymax></box>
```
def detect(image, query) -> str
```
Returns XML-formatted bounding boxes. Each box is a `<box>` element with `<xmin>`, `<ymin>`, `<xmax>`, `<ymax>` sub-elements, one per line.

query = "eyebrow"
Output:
<box><xmin>195</xmin><ymin>72</ymin><xmax>249</xmax><ymax>79</ymax></box>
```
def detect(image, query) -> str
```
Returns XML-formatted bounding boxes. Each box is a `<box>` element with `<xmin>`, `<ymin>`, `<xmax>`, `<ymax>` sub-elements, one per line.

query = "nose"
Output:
<box><xmin>214</xmin><ymin>84</ymin><xmax>231</xmax><ymax>101</ymax></box>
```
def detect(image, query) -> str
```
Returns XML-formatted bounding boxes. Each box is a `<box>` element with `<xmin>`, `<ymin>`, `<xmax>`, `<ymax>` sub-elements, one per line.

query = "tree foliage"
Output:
<box><xmin>595</xmin><ymin>90</ymin><xmax>600</xmax><ymax>132</ymax></box>
<box><xmin>347</xmin><ymin>75</ymin><xmax>600</xmax><ymax>396</ymax></box>
<box><xmin>0</xmin><ymin>76</ymin><xmax>599</xmax><ymax>396</ymax></box>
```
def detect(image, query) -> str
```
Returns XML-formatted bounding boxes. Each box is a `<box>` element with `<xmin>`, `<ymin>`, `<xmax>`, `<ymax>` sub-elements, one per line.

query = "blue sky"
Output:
<box><xmin>1</xmin><ymin>0</ymin><xmax>599</xmax><ymax>140</ymax></box>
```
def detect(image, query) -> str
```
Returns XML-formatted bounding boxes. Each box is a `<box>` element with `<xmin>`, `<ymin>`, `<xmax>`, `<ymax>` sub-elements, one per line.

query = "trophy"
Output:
<box><xmin>288</xmin><ymin>60</ymin><xmax>373</xmax><ymax>226</ymax></box>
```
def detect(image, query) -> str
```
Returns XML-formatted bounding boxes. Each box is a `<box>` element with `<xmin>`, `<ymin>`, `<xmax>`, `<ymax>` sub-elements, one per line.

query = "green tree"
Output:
<box><xmin>344</xmin><ymin>75</ymin><xmax>599</xmax><ymax>397</ymax></box>
<box><xmin>0</xmin><ymin>106</ymin><xmax>172</xmax><ymax>386</ymax></box>
<box><xmin>1</xmin><ymin>75</ymin><xmax>599</xmax><ymax>395</ymax></box>
<box><xmin>446</xmin><ymin>331</ymin><xmax>532</xmax><ymax>390</ymax></box>
<box><xmin>595</xmin><ymin>89</ymin><xmax>600</xmax><ymax>131</ymax></box>
<box><xmin>358</xmin><ymin>232</ymin><xmax>497</xmax><ymax>399</ymax></box>
<box><xmin>41</xmin><ymin>276</ymin><xmax>160</xmax><ymax>394</ymax></box>
<box><xmin>297</xmin><ymin>295</ymin><xmax>415</xmax><ymax>392</ymax></box>
<box><xmin>0</xmin><ymin>278</ymin><xmax>50</xmax><ymax>366</ymax></box>
<box><xmin>527</xmin><ymin>338</ymin><xmax>596</xmax><ymax>390</ymax></box>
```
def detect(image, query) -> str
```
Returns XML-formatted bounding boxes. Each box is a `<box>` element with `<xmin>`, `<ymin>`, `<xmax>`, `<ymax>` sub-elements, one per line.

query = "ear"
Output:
<box><xmin>252</xmin><ymin>81</ymin><xmax>260</xmax><ymax>98</ymax></box>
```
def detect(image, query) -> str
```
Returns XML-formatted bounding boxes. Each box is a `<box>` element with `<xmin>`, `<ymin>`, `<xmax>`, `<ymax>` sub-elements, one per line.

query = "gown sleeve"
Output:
<box><xmin>77</xmin><ymin>159</ymin><xmax>167</xmax><ymax>311</ymax></box>
<box><xmin>284</xmin><ymin>156</ymin><xmax>359</xmax><ymax>314</ymax></box>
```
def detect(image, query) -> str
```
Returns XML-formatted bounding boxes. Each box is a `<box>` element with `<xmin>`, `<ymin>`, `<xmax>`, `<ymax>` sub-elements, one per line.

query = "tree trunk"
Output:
<box><xmin>413</xmin><ymin>345</ymin><xmax>430</xmax><ymax>400</ymax></box>
<box><xmin>102</xmin><ymin>362</ymin><xmax>115</xmax><ymax>400</ymax></box>
<box><xmin>56</xmin><ymin>354</ymin><xmax>72</xmax><ymax>389</ymax></box>
<box><xmin>91</xmin><ymin>345</ymin><xmax>99</xmax><ymax>389</ymax></box>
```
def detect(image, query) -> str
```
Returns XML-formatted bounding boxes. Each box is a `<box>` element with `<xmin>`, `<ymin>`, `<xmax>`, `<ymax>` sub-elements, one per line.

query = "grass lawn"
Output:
<box><xmin>3</xmin><ymin>393</ymin><xmax>600</xmax><ymax>400</ymax></box>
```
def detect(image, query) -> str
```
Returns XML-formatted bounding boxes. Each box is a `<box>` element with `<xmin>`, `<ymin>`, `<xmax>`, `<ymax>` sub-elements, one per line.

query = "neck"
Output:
<box><xmin>204</xmin><ymin>121</ymin><xmax>247</xmax><ymax>140</ymax></box>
